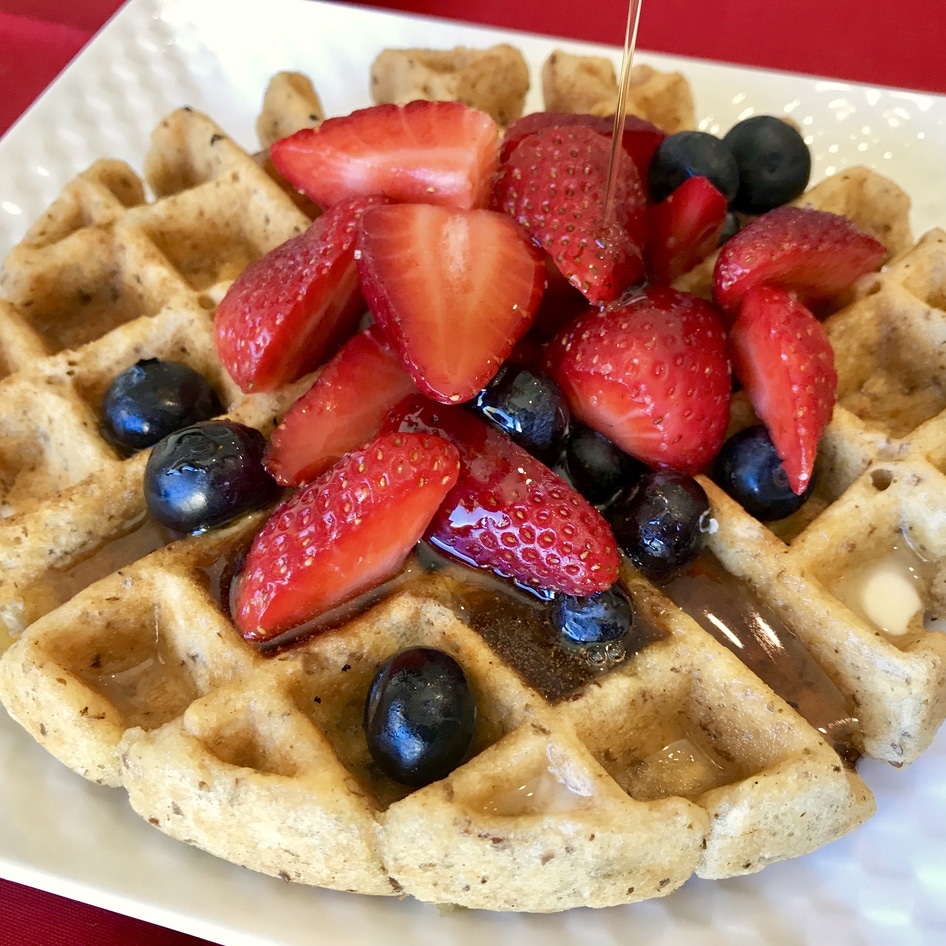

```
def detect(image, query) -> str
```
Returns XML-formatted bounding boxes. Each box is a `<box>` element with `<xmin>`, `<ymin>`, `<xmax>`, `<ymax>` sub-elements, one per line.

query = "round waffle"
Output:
<box><xmin>1</xmin><ymin>52</ymin><xmax>944</xmax><ymax>913</ymax></box>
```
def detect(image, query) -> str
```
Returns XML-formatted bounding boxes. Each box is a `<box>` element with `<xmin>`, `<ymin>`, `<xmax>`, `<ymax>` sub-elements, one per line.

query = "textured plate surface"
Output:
<box><xmin>2</xmin><ymin>1</ymin><xmax>946</xmax><ymax>943</ymax></box>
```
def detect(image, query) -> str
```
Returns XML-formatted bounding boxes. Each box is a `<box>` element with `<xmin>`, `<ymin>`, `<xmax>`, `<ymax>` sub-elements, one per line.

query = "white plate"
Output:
<box><xmin>2</xmin><ymin>1</ymin><xmax>946</xmax><ymax>944</ymax></box>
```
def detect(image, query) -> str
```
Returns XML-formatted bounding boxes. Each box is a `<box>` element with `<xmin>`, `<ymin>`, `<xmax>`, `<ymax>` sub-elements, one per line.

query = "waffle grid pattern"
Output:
<box><xmin>0</xmin><ymin>71</ymin><xmax>945</xmax><ymax>912</ymax></box>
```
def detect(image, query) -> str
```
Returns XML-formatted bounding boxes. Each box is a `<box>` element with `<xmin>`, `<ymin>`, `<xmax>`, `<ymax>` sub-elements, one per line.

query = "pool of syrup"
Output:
<box><xmin>660</xmin><ymin>551</ymin><xmax>860</xmax><ymax>764</ymax></box>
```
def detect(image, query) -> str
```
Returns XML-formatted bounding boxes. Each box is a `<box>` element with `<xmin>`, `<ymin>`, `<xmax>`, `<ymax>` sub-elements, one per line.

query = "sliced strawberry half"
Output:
<box><xmin>492</xmin><ymin>124</ymin><xmax>646</xmax><ymax>306</ymax></box>
<box><xmin>234</xmin><ymin>430</ymin><xmax>460</xmax><ymax>643</ymax></box>
<box><xmin>264</xmin><ymin>324</ymin><xmax>417</xmax><ymax>486</ymax></box>
<box><xmin>544</xmin><ymin>285</ymin><xmax>732</xmax><ymax>474</ymax></box>
<box><xmin>384</xmin><ymin>396</ymin><xmax>620</xmax><ymax>596</ymax></box>
<box><xmin>713</xmin><ymin>204</ymin><xmax>886</xmax><ymax>318</ymax></box>
<box><xmin>645</xmin><ymin>175</ymin><xmax>728</xmax><ymax>283</ymax></box>
<box><xmin>357</xmin><ymin>202</ymin><xmax>545</xmax><ymax>405</ymax></box>
<box><xmin>214</xmin><ymin>195</ymin><xmax>385</xmax><ymax>393</ymax></box>
<box><xmin>500</xmin><ymin>111</ymin><xmax>667</xmax><ymax>182</ymax></box>
<box><xmin>269</xmin><ymin>100</ymin><xmax>500</xmax><ymax>211</ymax></box>
<box><xmin>729</xmin><ymin>284</ymin><xmax>837</xmax><ymax>494</ymax></box>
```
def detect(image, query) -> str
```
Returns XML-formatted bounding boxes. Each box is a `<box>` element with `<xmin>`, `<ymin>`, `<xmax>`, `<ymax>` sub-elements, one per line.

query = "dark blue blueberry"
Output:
<box><xmin>648</xmin><ymin>131</ymin><xmax>740</xmax><ymax>204</ymax></box>
<box><xmin>719</xmin><ymin>210</ymin><xmax>742</xmax><ymax>246</ymax></box>
<box><xmin>364</xmin><ymin>647</ymin><xmax>477</xmax><ymax>787</ymax></box>
<box><xmin>103</xmin><ymin>358</ymin><xmax>223</xmax><ymax>451</ymax></box>
<box><xmin>551</xmin><ymin>587</ymin><xmax>634</xmax><ymax>645</ymax></box>
<box><xmin>471</xmin><ymin>364</ymin><xmax>569</xmax><ymax>465</ymax></box>
<box><xmin>712</xmin><ymin>424</ymin><xmax>812</xmax><ymax>520</ymax></box>
<box><xmin>722</xmin><ymin>116</ymin><xmax>812</xmax><ymax>214</ymax></box>
<box><xmin>144</xmin><ymin>420</ymin><xmax>278</xmax><ymax>534</ymax></box>
<box><xmin>563</xmin><ymin>424</ymin><xmax>647</xmax><ymax>507</ymax></box>
<box><xmin>608</xmin><ymin>471</ymin><xmax>711</xmax><ymax>581</ymax></box>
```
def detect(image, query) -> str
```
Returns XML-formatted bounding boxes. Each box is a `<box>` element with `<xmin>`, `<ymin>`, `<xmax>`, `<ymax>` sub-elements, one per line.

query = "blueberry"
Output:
<box><xmin>551</xmin><ymin>587</ymin><xmax>634</xmax><ymax>645</ymax></box>
<box><xmin>364</xmin><ymin>647</ymin><xmax>477</xmax><ymax>787</ymax></box>
<box><xmin>563</xmin><ymin>424</ymin><xmax>647</xmax><ymax>506</ymax></box>
<box><xmin>719</xmin><ymin>210</ymin><xmax>742</xmax><ymax>246</ymax></box>
<box><xmin>648</xmin><ymin>131</ymin><xmax>740</xmax><ymax>205</ymax></box>
<box><xmin>608</xmin><ymin>471</ymin><xmax>711</xmax><ymax>581</ymax></box>
<box><xmin>471</xmin><ymin>364</ymin><xmax>569</xmax><ymax>465</ymax></box>
<box><xmin>712</xmin><ymin>424</ymin><xmax>812</xmax><ymax>520</ymax></box>
<box><xmin>722</xmin><ymin>116</ymin><xmax>811</xmax><ymax>214</ymax></box>
<box><xmin>144</xmin><ymin>420</ymin><xmax>279</xmax><ymax>534</ymax></box>
<box><xmin>103</xmin><ymin>358</ymin><xmax>223</xmax><ymax>451</ymax></box>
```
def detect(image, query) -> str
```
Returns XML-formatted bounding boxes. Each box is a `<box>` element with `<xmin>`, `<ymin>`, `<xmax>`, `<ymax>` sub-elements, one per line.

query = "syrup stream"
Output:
<box><xmin>603</xmin><ymin>0</ymin><xmax>645</xmax><ymax>225</ymax></box>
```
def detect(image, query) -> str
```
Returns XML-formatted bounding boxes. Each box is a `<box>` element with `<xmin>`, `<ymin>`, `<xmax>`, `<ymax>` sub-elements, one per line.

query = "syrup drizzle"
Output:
<box><xmin>602</xmin><ymin>0</ymin><xmax>645</xmax><ymax>226</ymax></box>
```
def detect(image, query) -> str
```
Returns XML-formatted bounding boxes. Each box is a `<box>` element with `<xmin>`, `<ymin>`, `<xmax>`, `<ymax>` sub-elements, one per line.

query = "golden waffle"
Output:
<box><xmin>0</xmin><ymin>53</ymin><xmax>944</xmax><ymax>913</ymax></box>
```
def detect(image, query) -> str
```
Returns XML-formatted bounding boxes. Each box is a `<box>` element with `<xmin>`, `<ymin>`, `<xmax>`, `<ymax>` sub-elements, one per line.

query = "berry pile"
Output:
<box><xmin>137</xmin><ymin>98</ymin><xmax>888</xmax><ymax>783</ymax></box>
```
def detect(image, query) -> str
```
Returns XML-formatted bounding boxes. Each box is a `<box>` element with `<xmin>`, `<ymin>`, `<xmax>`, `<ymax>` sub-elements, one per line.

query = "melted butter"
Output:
<box><xmin>483</xmin><ymin>768</ymin><xmax>594</xmax><ymax>816</ymax></box>
<box><xmin>482</xmin><ymin>742</ymin><xmax>595</xmax><ymax>815</ymax></box>
<box><xmin>832</xmin><ymin>540</ymin><xmax>939</xmax><ymax>642</ymax></box>
<box><xmin>626</xmin><ymin>734</ymin><xmax>739</xmax><ymax>801</ymax></box>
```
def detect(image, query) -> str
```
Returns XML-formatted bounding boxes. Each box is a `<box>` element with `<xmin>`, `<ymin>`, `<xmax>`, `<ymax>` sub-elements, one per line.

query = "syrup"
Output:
<box><xmin>218</xmin><ymin>539</ymin><xmax>668</xmax><ymax>701</ymax></box>
<box><xmin>428</xmin><ymin>551</ymin><xmax>666</xmax><ymax>703</ymax></box>
<box><xmin>51</xmin><ymin>513</ymin><xmax>171</xmax><ymax>605</ymax></box>
<box><xmin>602</xmin><ymin>0</ymin><xmax>645</xmax><ymax>226</ymax></box>
<box><xmin>660</xmin><ymin>551</ymin><xmax>860</xmax><ymax>763</ymax></box>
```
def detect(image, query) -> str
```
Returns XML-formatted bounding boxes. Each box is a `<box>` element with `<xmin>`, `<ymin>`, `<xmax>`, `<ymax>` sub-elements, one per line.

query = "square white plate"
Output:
<box><xmin>2</xmin><ymin>2</ymin><xmax>946</xmax><ymax>944</ymax></box>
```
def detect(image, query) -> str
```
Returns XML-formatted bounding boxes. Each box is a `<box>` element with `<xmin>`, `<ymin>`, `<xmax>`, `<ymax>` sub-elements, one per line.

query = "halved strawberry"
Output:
<box><xmin>645</xmin><ymin>175</ymin><xmax>728</xmax><ymax>283</ymax></box>
<box><xmin>713</xmin><ymin>204</ymin><xmax>886</xmax><ymax>317</ymax></box>
<box><xmin>264</xmin><ymin>324</ymin><xmax>417</xmax><ymax>486</ymax></box>
<box><xmin>500</xmin><ymin>111</ymin><xmax>667</xmax><ymax>182</ymax></box>
<box><xmin>269</xmin><ymin>100</ymin><xmax>500</xmax><ymax>211</ymax></box>
<box><xmin>384</xmin><ymin>396</ymin><xmax>620</xmax><ymax>596</ymax></box>
<box><xmin>729</xmin><ymin>284</ymin><xmax>837</xmax><ymax>494</ymax></box>
<box><xmin>356</xmin><ymin>202</ymin><xmax>545</xmax><ymax>405</ymax></box>
<box><xmin>214</xmin><ymin>195</ymin><xmax>384</xmax><ymax>393</ymax></box>
<box><xmin>234</xmin><ymin>430</ymin><xmax>460</xmax><ymax>643</ymax></box>
<box><xmin>544</xmin><ymin>285</ymin><xmax>731</xmax><ymax>474</ymax></box>
<box><xmin>492</xmin><ymin>124</ymin><xmax>646</xmax><ymax>306</ymax></box>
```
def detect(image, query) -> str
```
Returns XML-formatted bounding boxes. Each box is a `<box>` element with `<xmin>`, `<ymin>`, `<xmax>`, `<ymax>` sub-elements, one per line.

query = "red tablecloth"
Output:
<box><xmin>0</xmin><ymin>0</ymin><xmax>943</xmax><ymax>943</ymax></box>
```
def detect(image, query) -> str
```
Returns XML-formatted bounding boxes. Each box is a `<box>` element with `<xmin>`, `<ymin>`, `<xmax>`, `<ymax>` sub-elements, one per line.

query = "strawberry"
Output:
<box><xmin>492</xmin><ymin>124</ymin><xmax>646</xmax><ymax>306</ymax></box>
<box><xmin>500</xmin><ymin>111</ymin><xmax>667</xmax><ymax>182</ymax></box>
<box><xmin>264</xmin><ymin>325</ymin><xmax>417</xmax><ymax>486</ymax></box>
<box><xmin>269</xmin><ymin>101</ymin><xmax>500</xmax><ymax>211</ymax></box>
<box><xmin>729</xmin><ymin>284</ymin><xmax>837</xmax><ymax>494</ymax></box>
<box><xmin>214</xmin><ymin>195</ymin><xmax>384</xmax><ymax>393</ymax></box>
<box><xmin>713</xmin><ymin>204</ymin><xmax>886</xmax><ymax>318</ymax></box>
<box><xmin>384</xmin><ymin>397</ymin><xmax>620</xmax><ymax>595</ymax></box>
<box><xmin>234</xmin><ymin>431</ymin><xmax>460</xmax><ymax>643</ymax></box>
<box><xmin>356</xmin><ymin>202</ymin><xmax>545</xmax><ymax>404</ymax></box>
<box><xmin>645</xmin><ymin>175</ymin><xmax>728</xmax><ymax>283</ymax></box>
<box><xmin>544</xmin><ymin>285</ymin><xmax>731</xmax><ymax>474</ymax></box>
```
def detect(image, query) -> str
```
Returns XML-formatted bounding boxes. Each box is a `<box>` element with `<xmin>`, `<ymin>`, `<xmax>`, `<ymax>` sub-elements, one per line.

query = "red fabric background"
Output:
<box><xmin>0</xmin><ymin>0</ymin><xmax>943</xmax><ymax>943</ymax></box>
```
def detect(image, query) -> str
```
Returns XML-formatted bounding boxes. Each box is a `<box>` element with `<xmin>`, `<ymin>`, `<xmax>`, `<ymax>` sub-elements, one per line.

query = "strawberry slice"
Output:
<box><xmin>214</xmin><ymin>195</ymin><xmax>385</xmax><ymax>393</ymax></box>
<box><xmin>356</xmin><ymin>202</ymin><xmax>545</xmax><ymax>405</ymax></box>
<box><xmin>269</xmin><ymin>101</ymin><xmax>500</xmax><ymax>211</ymax></box>
<box><xmin>729</xmin><ymin>284</ymin><xmax>837</xmax><ymax>494</ymax></box>
<box><xmin>645</xmin><ymin>175</ymin><xmax>728</xmax><ymax>283</ymax></box>
<box><xmin>713</xmin><ymin>204</ymin><xmax>886</xmax><ymax>317</ymax></box>
<box><xmin>492</xmin><ymin>124</ymin><xmax>646</xmax><ymax>306</ymax></box>
<box><xmin>384</xmin><ymin>396</ymin><xmax>620</xmax><ymax>596</ymax></box>
<box><xmin>500</xmin><ymin>111</ymin><xmax>667</xmax><ymax>182</ymax></box>
<box><xmin>544</xmin><ymin>285</ymin><xmax>731</xmax><ymax>474</ymax></box>
<box><xmin>234</xmin><ymin>430</ymin><xmax>460</xmax><ymax>643</ymax></box>
<box><xmin>264</xmin><ymin>324</ymin><xmax>417</xmax><ymax>486</ymax></box>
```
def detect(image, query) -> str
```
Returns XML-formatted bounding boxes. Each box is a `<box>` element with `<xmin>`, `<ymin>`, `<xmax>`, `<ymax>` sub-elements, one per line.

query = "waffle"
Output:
<box><xmin>0</xmin><ymin>50</ymin><xmax>944</xmax><ymax>913</ymax></box>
